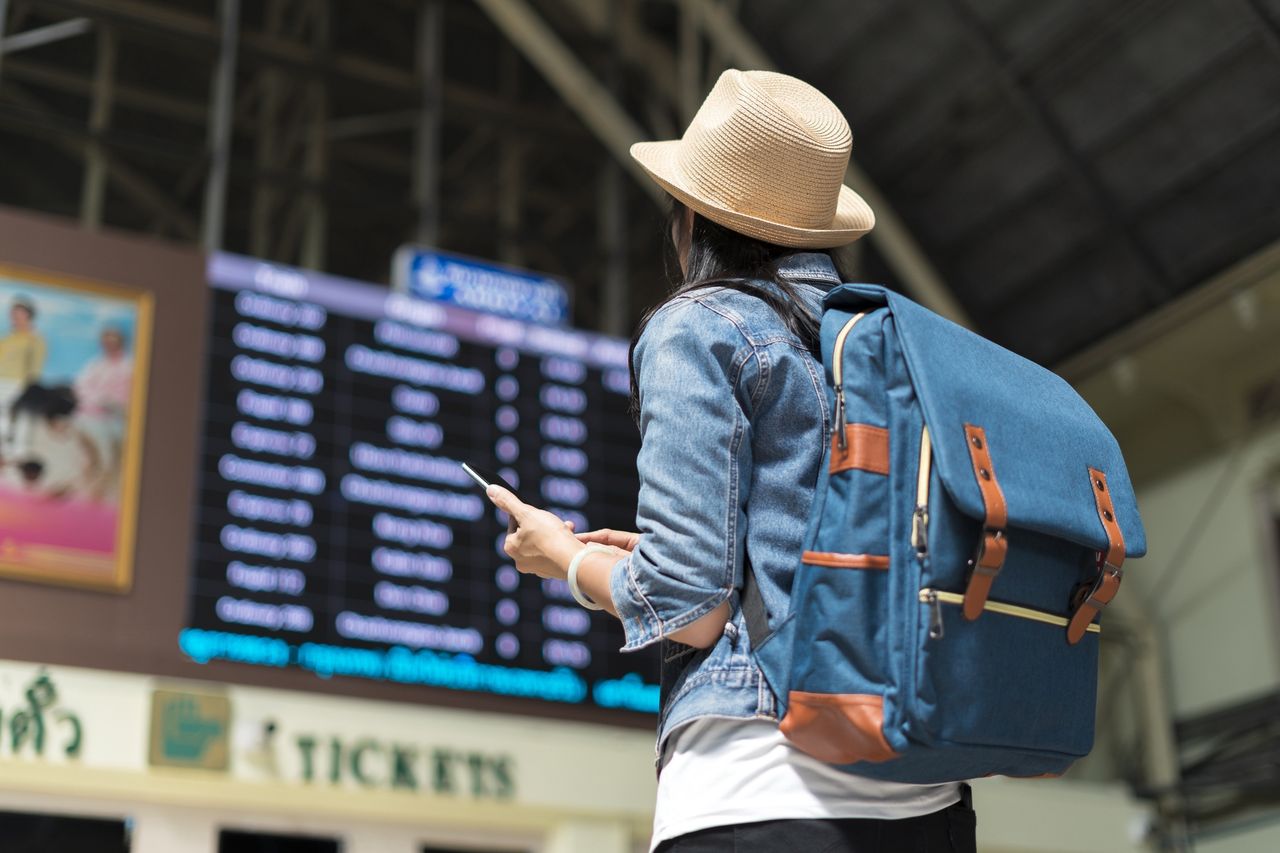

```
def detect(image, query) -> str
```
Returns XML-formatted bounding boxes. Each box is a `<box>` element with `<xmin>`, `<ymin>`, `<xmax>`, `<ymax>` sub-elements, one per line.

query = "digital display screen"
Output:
<box><xmin>180</xmin><ymin>253</ymin><xmax>658</xmax><ymax>713</ymax></box>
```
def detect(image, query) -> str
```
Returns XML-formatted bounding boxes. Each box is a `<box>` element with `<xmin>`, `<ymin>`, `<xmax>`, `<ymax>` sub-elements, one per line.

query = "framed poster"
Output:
<box><xmin>0</xmin><ymin>265</ymin><xmax>153</xmax><ymax>591</ymax></box>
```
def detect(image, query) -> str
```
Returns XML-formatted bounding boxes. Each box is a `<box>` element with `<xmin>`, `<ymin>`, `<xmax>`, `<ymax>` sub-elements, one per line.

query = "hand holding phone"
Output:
<box><xmin>465</xmin><ymin>462</ymin><xmax>595</xmax><ymax>582</ymax></box>
<box><xmin>462</xmin><ymin>462</ymin><xmax>526</xmax><ymax>532</ymax></box>
<box><xmin>463</xmin><ymin>462</ymin><xmax>581</xmax><ymax>539</ymax></box>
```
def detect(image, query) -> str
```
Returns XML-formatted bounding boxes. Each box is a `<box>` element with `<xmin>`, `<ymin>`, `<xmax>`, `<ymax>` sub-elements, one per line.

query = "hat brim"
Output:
<box><xmin>630</xmin><ymin>140</ymin><xmax>875</xmax><ymax>249</ymax></box>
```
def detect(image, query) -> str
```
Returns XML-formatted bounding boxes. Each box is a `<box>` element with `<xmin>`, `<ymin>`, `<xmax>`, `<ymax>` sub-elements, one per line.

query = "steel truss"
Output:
<box><xmin>0</xmin><ymin>0</ymin><xmax>956</xmax><ymax>328</ymax></box>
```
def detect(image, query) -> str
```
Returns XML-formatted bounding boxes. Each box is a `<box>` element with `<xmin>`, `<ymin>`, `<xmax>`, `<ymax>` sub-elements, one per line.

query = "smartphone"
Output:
<box><xmin>461</xmin><ymin>462</ymin><xmax>524</xmax><ymax>531</ymax></box>
<box><xmin>461</xmin><ymin>462</ymin><xmax>521</xmax><ymax>498</ymax></box>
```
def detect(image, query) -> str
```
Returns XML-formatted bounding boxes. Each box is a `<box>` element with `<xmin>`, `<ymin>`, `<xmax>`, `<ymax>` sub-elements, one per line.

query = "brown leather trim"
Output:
<box><xmin>780</xmin><ymin>692</ymin><xmax>899</xmax><ymax>764</ymax></box>
<box><xmin>1089</xmin><ymin>466</ymin><xmax>1125</xmax><ymax>570</ymax></box>
<box><xmin>801</xmin><ymin>551</ymin><xmax>890</xmax><ymax>570</ymax></box>
<box><xmin>963</xmin><ymin>424</ymin><xmax>1009</xmax><ymax>532</ymax></box>
<box><xmin>962</xmin><ymin>424</ymin><xmax>1009</xmax><ymax>620</ymax></box>
<box><xmin>829</xmin><ymin>424</ymin><xmax>890</xmax><ymax>476</ymax></box>
<box><xmin>1067</xmin><ymin>467</ymin><xmax>1126</xmax><ymax>644</ymax></box>
<box><xmin>963</xmin><ymin>569</ymin><xmax>998</xmax><ymax>622</ymax></box>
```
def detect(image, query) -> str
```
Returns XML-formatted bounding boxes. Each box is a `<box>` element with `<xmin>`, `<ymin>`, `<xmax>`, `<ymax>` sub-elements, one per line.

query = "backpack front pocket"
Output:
<box><xmin>905</xmin><ymin>561</ymin><xmax>1101</xmax><ymax>760</ymax></box>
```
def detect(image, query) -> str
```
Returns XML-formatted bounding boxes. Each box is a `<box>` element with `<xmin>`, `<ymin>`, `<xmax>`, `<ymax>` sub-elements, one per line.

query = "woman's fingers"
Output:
<box><xmin>493</xmin><ymin>499</ymin><xmax>585</xmax><ymax>580</ymax></box>
<box><xmin>486</xmin><ymin>484</ymin><xmax>526</xmax><ymax>523</ymax></box>
<box><xmin>576</xmin><ymin>528</ymin><xmax>622</xmax><ymax>546</ymax></box>
<box><xmin>576</xmin><ymin>528</ymin><xmax>641</xmax><ymax>550</ymax></box>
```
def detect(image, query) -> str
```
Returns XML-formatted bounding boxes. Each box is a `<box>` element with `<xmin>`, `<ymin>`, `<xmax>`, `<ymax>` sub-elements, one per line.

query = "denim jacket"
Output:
<box><xmin>609</xmin><ymin>252</ymin><xmax>840</xmax><ymax>762</ymax></box>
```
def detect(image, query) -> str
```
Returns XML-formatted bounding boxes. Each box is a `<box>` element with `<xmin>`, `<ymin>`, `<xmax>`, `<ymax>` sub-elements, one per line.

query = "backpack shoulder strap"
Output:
<box><xmin>740</xmin><ymin>556</ymin><xmax>771</xmax><ymax>650</ymax></box>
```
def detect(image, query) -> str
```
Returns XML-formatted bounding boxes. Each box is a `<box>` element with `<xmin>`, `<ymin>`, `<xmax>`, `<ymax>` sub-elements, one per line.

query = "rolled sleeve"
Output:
<box><xmin>610</xmin><ymin>298</ymin><xmax>760</xmax><ymax>651</ymax></box>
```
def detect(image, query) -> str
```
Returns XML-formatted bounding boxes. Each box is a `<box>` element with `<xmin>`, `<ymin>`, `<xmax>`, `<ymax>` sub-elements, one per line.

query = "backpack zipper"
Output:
<box><xmin>911</xmin><ymin>425</ymin><xmax>932</xmax><ymax>561</ymax></box>
<box><xmin>919</xmin><ymin>589</ymin><xmax>1102</xmax><ymax>635</ymax></box>
<box><xmin>830</xmin><ymin>312</ymin><xmax>867</xmax><ymax>450</ymax></box>
<box><xmin>923</xmin><ymin>590</ymin><xmax>946</xmax><ymax>640</ymax></box>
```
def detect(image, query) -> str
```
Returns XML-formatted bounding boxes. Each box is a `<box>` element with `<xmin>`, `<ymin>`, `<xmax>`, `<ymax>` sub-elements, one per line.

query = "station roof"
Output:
<box><xmin>1</xmin><ymin>0</ymin><xmax>1277</xmax><ymax>367</ymax></box>
<box><xmin>739</xmin><ymin>0</ymin><xmax>1280</xmax><ymax>364</ymax></box>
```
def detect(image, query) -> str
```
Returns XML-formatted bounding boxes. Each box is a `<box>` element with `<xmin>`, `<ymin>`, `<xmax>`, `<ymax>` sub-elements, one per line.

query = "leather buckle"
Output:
<box><xmin>1071</xmin><ymin>560</ymin><xmax>1122</xmax><ymax>609</ymax></box>
<box><xmin>970</xmin><ymin>527</ymin><xmax>1006</xmax><ymax>574</ymax></box>
<box><xmin>1067</xmin><ymin>557</ymin><xmax>1124</xmax><ymax>644</ymax></box>
<box><xmin>963</xmin><ymin>527</ymin><xmax>1007</xmax><ymax>620</ymax></box>
<box><xmin>1069</xmin><ymin>467</ymin><xmax>1127</xmax><ymax>645</ymax></box>
<box><xmin>1086</xmin><ymin>561</ymin><xmax>1123</xmax><ymax>609</ymax></box>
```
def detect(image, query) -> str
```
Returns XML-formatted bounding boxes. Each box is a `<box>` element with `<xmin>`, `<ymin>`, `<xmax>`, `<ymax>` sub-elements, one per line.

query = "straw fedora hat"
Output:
<box><xmin>630</xmin><ymin>69</ymin><xmax>875</xmax><ymax>249</ymax></box>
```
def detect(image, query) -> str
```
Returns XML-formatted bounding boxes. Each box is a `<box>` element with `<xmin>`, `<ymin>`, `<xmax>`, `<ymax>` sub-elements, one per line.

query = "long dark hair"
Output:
<box><xmin>628</xmin><ymin>197</ymin><xmax>852</xmax><ymax>420</ymax></box>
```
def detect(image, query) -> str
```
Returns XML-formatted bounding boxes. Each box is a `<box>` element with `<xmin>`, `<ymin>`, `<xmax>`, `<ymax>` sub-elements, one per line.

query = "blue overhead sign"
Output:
<box><xmin>393</xmin><ymin>246</ymin><xmax>571</xmax><ymax>327</ymax></box>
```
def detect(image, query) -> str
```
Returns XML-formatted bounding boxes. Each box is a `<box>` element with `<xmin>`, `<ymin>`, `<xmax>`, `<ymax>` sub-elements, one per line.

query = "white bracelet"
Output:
<box><xmin>567</xmin><ymin>544</ymin><xmax>613</xmax><ymax>611</ymax></box>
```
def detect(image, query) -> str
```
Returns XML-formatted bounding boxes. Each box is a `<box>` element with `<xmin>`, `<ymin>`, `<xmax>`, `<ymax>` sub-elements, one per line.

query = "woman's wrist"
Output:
<box><xmin>572</xmin><ymin>548</ymin><xmax>622</xmax><ymax>617</ymax></box>
<box><xmin>568</xmin><ymin>544</ymin><xmax>614</xmax><ymax>610</ymax></box>
<box><xmin>547</xmin><ymin>538</ymin><xmax>584</xmax><ymax>580</ymax></box>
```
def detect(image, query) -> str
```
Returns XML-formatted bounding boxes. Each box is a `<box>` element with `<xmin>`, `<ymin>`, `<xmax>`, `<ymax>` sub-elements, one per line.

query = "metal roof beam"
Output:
<box><xmin>38</xmin><ymin>0</ymin><xmax>628</xmax><ymax>148</ymax></box>
<box><xmin>412</xmin><ymin>0</ymin><xmax>443</xmax><ymax>247</ymax></box>
<box><xmin>4</xmin><ymin>54</ymin><xmax>589</xmax><ymax>143</ymax></box>
<box><xmin>0</xmin><ymin>0</ymin><xmax>8</xmax><ymax>83</ymax></box>
<box><xmin>42</xmin><ymin>0</ymin><xmax>417</xmax><ymax>90</ymax></box>
<box><xmin>0</xmin><ymin>17</ymin><xmax>92</xmax><ymax>54</ymax></box>
<box><xmin>689</xmin><ymin>0</ymin><xmax>972</xmax><ymax>326</ymax></box>
<box><xmin>932</xmin><ymin>27</ymin><xmax>1264</xmax><ymax>258</ymax></box>
<box><xmin>471</xmin><ymin>0</ymin><xmax>665</xmax><ymax>205</ymax></box>
<box><xmin>2</xmin><ymin>56</ymin><xmax>208</xmax><ymax>122</ymax></box>
<box><xmin>558</xmin><ymin>0</ymin><xmax>680</xmax><ymax>108</ymax></box>
<box><xmin>79</xmin><ymin>22</ymin><xmax>116</xmax><ymax>230</ymax></box>
<box><xmin>942</xmin><ymin>0</ymin><xmax>1175</xmax><ymax>305</ymax></box>
<box><xmin>201</xmin><ymin>0</ymin><xmax>238</xmax><ymax>251</ymax></box>
<box><xmin>1239</xmin><ymin>0</ymin><xmax>1280</xmax><ymax>66</ymax></box>
<box><xmin>0</xmin><ymin>81</ymin><xmax>199</xmax><ymax>238</ymax></box>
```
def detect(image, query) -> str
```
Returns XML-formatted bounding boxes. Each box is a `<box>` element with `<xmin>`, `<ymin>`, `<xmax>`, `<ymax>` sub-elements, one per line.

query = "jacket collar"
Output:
<box><xmin>775</xmin><ymin>252</ymin><xmax>842</xmax><ymax>289</ymax></box>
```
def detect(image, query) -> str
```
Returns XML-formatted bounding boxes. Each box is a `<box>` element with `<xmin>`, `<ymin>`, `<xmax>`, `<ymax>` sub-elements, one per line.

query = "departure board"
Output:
<box><xmin>180</xmin><ymin>253</ymin><xmax>659</xmax><ymax>713</ymax></box>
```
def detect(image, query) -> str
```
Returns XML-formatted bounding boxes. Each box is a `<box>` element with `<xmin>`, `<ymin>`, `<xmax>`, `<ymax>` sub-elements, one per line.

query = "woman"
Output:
<box><xmin>488</xmin><ymin>70</ymin><xmax>976</xmax><ymax>853</ymax></box>
<box><xmin>0</xmin><ymin>297</ymin><xmax>46</xmax><ymax>455</ymax></box>
<box><xmin>73</xmin><ymin>325</ymin><xmax>134</xmax><ymax>500</ymax></box>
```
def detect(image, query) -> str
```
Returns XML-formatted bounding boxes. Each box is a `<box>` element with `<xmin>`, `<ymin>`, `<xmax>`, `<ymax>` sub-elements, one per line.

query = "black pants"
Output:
<box><xmin>653</xmin><ymin>786</ymin><xmax>976</xmax><ymax>853</ymax></box>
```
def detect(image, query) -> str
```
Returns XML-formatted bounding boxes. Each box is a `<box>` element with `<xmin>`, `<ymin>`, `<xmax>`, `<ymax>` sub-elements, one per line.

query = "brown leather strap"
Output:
<box><xmin>1067</xmin><ymin>467</ymin><xmax>1125</xmax><ymax>644</ymax></box>
<box><xmin>829</xmin><ymin>424</ymin><xmax>890</xmax><ymax>476</ymax></box>
<box><xmin>801</xmin><ymin>551</ymin><xmax>890</xmax><ymax>570</ymax></box>
<box><xmin>962</xmin><ymin>424</ymin><xmax>1008</xmax><ymax>621</ymax></box>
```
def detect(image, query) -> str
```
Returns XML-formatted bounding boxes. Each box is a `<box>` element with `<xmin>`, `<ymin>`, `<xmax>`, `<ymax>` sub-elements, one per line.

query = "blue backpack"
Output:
<box><xmin>745</xmin><ymin>283</ymin><xmax>1147</xmax><ymax>783</ymax></box>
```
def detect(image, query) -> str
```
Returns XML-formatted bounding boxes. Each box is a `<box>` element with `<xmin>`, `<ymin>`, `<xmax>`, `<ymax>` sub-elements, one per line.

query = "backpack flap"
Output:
<box><xmin>826</xmin><ymin>284</ymin><xmax>1146</xmax><ymax>642</ymax></box>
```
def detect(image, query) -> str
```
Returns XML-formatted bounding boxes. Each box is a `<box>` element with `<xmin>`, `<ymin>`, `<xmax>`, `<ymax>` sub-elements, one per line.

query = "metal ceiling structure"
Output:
<box><xmin>0</xmin><ymin>0</ymin><xmax>1277</xmax><ymax>363</ymax></box>
<box><xmin>740</xmin><ymin>0</ymin><xmax>1280</xmax><ymax>363</ymax></box>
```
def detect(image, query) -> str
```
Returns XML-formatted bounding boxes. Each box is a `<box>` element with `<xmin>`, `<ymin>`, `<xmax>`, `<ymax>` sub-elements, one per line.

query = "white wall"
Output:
<box><xmin>1196</xmin><ymin>815</ymin><xmax>1280</xmax><ymax>853</ymax></box>
<box><xmin>1129</xmin><ymin>424</ymin><xmax>1280</xmax><ymax>717</ymax></box>
<box><xmin>1069</xmin><ymin>253</ymin><xmax>1280</xmax><ymax>851</ymax></box>
<box><xmin>1122</xmin><ymin>427</ymin><xmax>1280</xmax><ymax>853</ymax></box>
<box><xmin>971</xmin><ymin>778</ymin><xmax>1148</xmax><ymax>853</ymax></box>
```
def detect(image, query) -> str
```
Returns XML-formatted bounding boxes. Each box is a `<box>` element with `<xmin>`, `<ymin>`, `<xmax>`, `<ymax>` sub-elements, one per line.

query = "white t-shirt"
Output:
<box><xmin>650</xmin><ymin>717</ymin><xmax>960</xmax><ymax>852</ymax></box>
